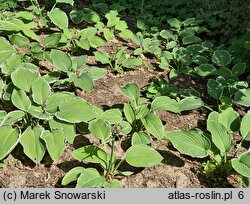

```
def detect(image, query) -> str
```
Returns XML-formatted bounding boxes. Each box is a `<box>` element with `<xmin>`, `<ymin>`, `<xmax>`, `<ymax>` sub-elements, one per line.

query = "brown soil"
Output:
<box><xmin>0</xmin><ymin>70</ymin><xmax>244</xmax><ymax>188</ymax></box>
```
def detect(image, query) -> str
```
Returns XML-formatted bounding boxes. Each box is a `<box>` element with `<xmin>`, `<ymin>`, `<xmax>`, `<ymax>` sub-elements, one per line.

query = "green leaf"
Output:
<box><xmin>76</xmin><ymin>168</ymin><xmax>105</xmax><ymax>188</ymax></box>
<box><xmin>48</xmin><ymin>8</ymin><xmax>68</xmax><ymax>29</ymax></box>
<box><xmin>195</xmin><ymin>64</ymin><xmax>216</xmax><ymax>77</ymax></box>
<box><xmin>207</xmin><ymin>112</ymin><xmax>232</xmax><ymax>154</ymax></box>
<box><xmin>182</xmin><ymin>35</ymin><xmax>202</xmax><ymax>45</ymax></box>
<box><xmin>88</xmin><ymin>119</ymin><xmax>111</xmax><ymax>142</ymax></box>
<box><xmin>232</xmin><ymin>63</ymin><xmax>246</xmax><ymax>76</ymax></box>
<box><xmin>20</xmin><ymin>126</ymin><xmax>46</xmax><ymax>164</ymax></box>
<box><xmin>32</xmin><ymin>77</ymin><xmax>51</xmax><ymax>105</ymax></box>
<box><xmin>178</xmin><ymin>97</ymin><xmax>204</xmax><ymax>111</ymax></box>
<box><xmin>125</xmin><ymin>144</ymin><xmax>163</xmax><ymax>167</ymax></box>
<box><xmin>72</xmin><ymin>145</ymin><xmax>108</xmax><ymax>169</ymax></box>
<box><xmin>167</xmin><ymin>18</ymin><xmax>181</xmax><ymax>29</ymax></box>
<box><xmin>0</xmin><ymin>111</ymin><xmax>25</xmax><ymax>127</ymax></box>
<box><xmin>2</xmin><ymin>54</ymin><xmax>22</xmax><ymax>75</ymax></box>
<box><xmin>70</xmin><ymin>73</ymin><xmax>93</xmax><ymax>92</ymax></box>
<box><xmin>11</xmin><ymin>68</ymin><xmax>39</xmax><ymax>92</ymax></box>
<box><xmin>28</xmin><ymin>104</ymin><xmax>52</xmax><ymax>120</ymax></box>
<box><xmin>50</xmin><ymin>49</ymin><xmax>72</xmax><ymax>72</ymax></box>
<box><xmin>9</xmin><ymin>34</ymin><xmax>30</xmax><ymax>48</ymax></box>
<box><xmin>218</xmin><ymin>108</ymin><xmax>241</xmax><ymax>132</ymax></box>
<box><xmin>82</xmin><ymin>9</ymin><xmax>100</xmax><ymax>23</ymax></box>
<box><xmin>131</xmin><ymin>132</ymin><xmax>151</xmax><ymax>146</ymax></box>
<box><xmin>71</xmin><ymin>55</ymin><xmax>87</xmax><ymax>70</ymax></box>
<box><xmin>103</xmin><ymin>28</ymin><xmax>115</xmax><ymax>41</ymax></box>
<box><xmin>94</xmin><ymin>51</ymin><xmax>111</xmax><ymax>64</ymax></box>
<box><xmin>62</xmin><ymin>167</ymin><xmax>85</xmax><ymax>186</ymax></box>
<box><xmin>117</xmin><ymin>121</ymin><xmax>131</xmax><ymax>135</ymax></box>
<box><xmin>151</xmin><ymin>96</ymin><xmax>180</xmax><ymax>113</ymax></box>
<box><xmin>81</xmin><ymin>67</ymin><xmax>107</xmax><ymax>80</ymax></box>
<box><xmin>0</xmin><ymin>19</ymin><xmax>23</xmax><ymax>31</ymax></box>
<box><xmin>56</xmin><ymin>0</ymin><xmax>74</xmax><ymax>5</ymax></box>
<box><xmin>0</xmin><ymin>126</ymin><xmax>19</xmax><ymax>160</ymax></box>
<box><xmin>55</xmin><ymin>99</ymin><xmax>96</xmax><ymax>123</ymax></box>
<box><xmin>102</xmin><ymin>109</ymin><xmax>123</xmax><ymax>124</ymax></box>
<box><xmin>124</xmin><ymin>103</ymin><xmax>136</xmax><ymax>124</ymax></box>
<box><xmin>79</xmin><ymin>27</ymin><xmax>96</xmax><ymax>38</ymax></box>
<box><xmin>70</xmin><ymin>10</ymin><xmax>83</xmax><ymax>24</ymax></box>
<box><xmin>121</xmin><ymin>83</ymin><xmax>140</xmax><ymax>103</ymax></box>
<box><xmin>235</xmin><ymin>89</ymin><xmax>250</xmax><ymax>107</ymax></box>
<box><xmin>232</xmin><ymin>150</ymin><xmax>250</xmax><ymax>178</ymax></box>
<box><xmin>212</xmin><ymin>50</ymin><xmax>231</xmax><ymax>66</ymax></box>
<box><xmin>122</xmin><ymin>57</ymin><xmax>142</xmax><ymax>68</ymax></box>
<box><xmin>76</xmin><ymin>38</ymin><xmax>90</xmax><ymax>50</ymax></box>
<box><xmin>49</xmin><ymin>117</ymin><xmax>75</xmax><ymax>144</ymax></box>
<box><xmin>0</xmin><ymin>37</ymin><xmax>15</xmax><ymax>64</ymax></box>
<box><xmin>44</xmin><ymin>33</ymin><xmax>61</xmax><ymax>48</ymax></box>
<box><xmin>41</xmin><ymin>130</ymin><xmax>65</xmax><ymax>160</ymax></box>
<box><xmin>165</xmin><ymin>130</ymin><xmax>211</xmax><ymax>158</ymax></box>
<box><xmin>11</xmin><ymin>88</ymin><xmax>31</xmax><ymax>111</ymax></box>
<box><xmin>45</xmin><ymin>92</ymin><xmax>76</xmax><ymax>113</ymax></box>
<box><xmin>89</xmin><ymin>36</ymin><xmax>106</xmax><ymax>48</ymax></box>
<box><xmin>141</xmin><ymin>113</ymin><xmax>165</xmax><ymax>140</ymax></box>
<box><xmin>104</xmin><ymin>179</ymin><xmax>122</xmax><ymax>188</ymax></box>
<box><xmin>207</xmin><ymin>79</ymin><xmax>223</xmax><ymax>99</ymax></box>
<box><xmin>240</xmin><ymin>111</ymin><xmax>250</xmax><ymax>141</ymax></box>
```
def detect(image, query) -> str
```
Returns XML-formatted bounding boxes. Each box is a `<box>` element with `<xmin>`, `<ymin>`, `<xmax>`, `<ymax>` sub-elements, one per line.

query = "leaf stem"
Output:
<box><xmin>105</xmin><ymin>135</ymin><xmax>115</xmax><ymax>180</ymax></box>
<box><xmin>233</xmin><ymin>139</ymin><xmax>244</xmax><ymax>158</ymax></box>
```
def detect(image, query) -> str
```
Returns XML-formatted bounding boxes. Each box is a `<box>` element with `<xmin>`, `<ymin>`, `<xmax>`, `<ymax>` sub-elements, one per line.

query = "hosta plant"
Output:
<box><xmin>165</xmin><ymin>108</ymin><xmax>250</xmax><ymax>187</ymax></box>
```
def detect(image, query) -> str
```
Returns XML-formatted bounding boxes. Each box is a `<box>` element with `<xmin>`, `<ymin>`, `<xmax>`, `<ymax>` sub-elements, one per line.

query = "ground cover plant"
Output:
<box><xmin>0</xmin><ymin>0</ymin><xmax>250</xmax><ymax>188</ymax></box>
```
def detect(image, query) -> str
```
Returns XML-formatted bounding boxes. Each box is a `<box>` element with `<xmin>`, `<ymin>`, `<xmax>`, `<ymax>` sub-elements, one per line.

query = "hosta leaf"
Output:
<box><xmin>218</xmin><ymin>107</ymin><xmax>241</xmax><ymax>132</ymax></box>
<box><xmin>56</xmin><ymin>99</ymin><xmax>96</xmax><ymax>123</ymax></box>
<box><xmin>50</xmin><ymin>49</ymin><xmax>72</xmax><ymax>72</ymax></box>
<box><xmin>241</xmin><ymin>111</ymin><xmax>250</xmax><ymax>141</ymax></box>
<box><xmin>70</xmin><ymin>10</ymin><xmax>83</xmax><ymax>24</ymax></box>
<box><xmin>89</xmin><ymin>36</ymin><xmax>106</xmax><ymax>48</ymax></box>
<box><xmin>122</xmin><ymin>57</ymin><xmax>142</xmax><ymax>68</ymax></box>
<box><xmin>141</xmin><ymin>113</ymin><xmax>165</xmax><ymax>140</ymax></box>
<box><xmin>11</xmin><ymin>88</ymin><xmax>31</xmax><ymax>111</ymax></box>
<box><xmin>2</xmin><ymin>54</ymin><xmax>22</xmax><ymax>75</ymax></box>
<box><xmin>207</xmin><ymin>79</ymin><xmax>223</xmax><ymax>99</ymax></box>
<box><xmin>76</xmin><ymin>38</ymin><xmax>90</xmax><ymax>50</ymax></box>
<box><xmin>232</xmin><ymin>150</ymin><xmax>250</xmax><ymax>178</ymax></box>
<box><xmin>102</xmin><ymin>109</ymin><xmax>122</xmax><ymax>124</ymax></box>
<box><xmin>207</xmin><ymin>112</ymin><xmax>232</xmax><ymax>154</ymax></box>
<box><xmin>0</xmin><ymin>111</ymin><xmax>25</xmax><ymax>127</ymax></box>
<box><xmin>103</xmin><ymin>28</ymin><xmax>115</xmax><ymax>41</ymax></box>
<box><xmin>0</xmin><ymin>19</ymin><xmax>23</xmax><ymax>31</ymax></box>
<box><xmin>72</xmin><ymin>145</ymin><xmax>108</xmax><ymax>169</ymax></box>
<box><xmin>165</xmin><ymin>130</ymin><xmax>211</xmax><ymax>158</ymax></box>
<box><xmin>131</xmin><ymin>132</ymin><xmax>151</xmax><ymax>146</ymax></box>
<box><xmin>32</xmin><ymin>77</ymin><xmax>51</xmax><ymax>105</ymax></box>
<box><xmin>124</xmin><ymin>103</ymin><xmax>136</xmax><ymax>124</ymax></box>
<box><xmin>235</xmin><ymin>89</ymin><xmax>250</xmax><ymax>107</ymax></box>
<box><xmin>167</xmin><ymin>18</ymin><xmax>181</xmax><ymax>29</ymax></box>
<box><xmin>182</xmin><ymin>35</ymin><xmax>202</xmax><ymax>45</ymax></box>
<box><xmin>49</xmin><ymin>118</ymin><xmax>75</xmax><ymax>144</ymax></box>
<box><xmin>232</xmin><ymin>63</ymin><xmax>246</xmax><ymax>76</ymax></box>
<box><xmin>45</xmin><ymin>92</ymin><xmax>76</xmax><ymax>113</ymax></box>
<box><xmin>81</xmin><ymin>66</ymin><xmax>107</xmax><ymax>80</ymax></box>
<box><xmin>9</xmin><ymin>34</ymin><xmax>30</xmax><ymax>48</ymax></box>
<box><xmin>121</xmin><ymin>83</ymin><xmax>140</xmax><ymax>103</ymax></box>
<box><xmin>11</xmin><ymin>68</ymin><xmax>39</xmax><ymax>92</ymax></box>
<box><xmin>0</xmin><ymin>126</ymin><xmax>19</xmax><ymax>160</ymax></box>
<box><xmin>94</xmin><ymin>51</ymin><xmax>111</xmax><ymax>64</ymax></box>
<box><xmin>212</xmin><ymin>50</ymin><xmax>231</xmax><ymax>66</ymax></box>
<box><xmin>76</xmin><ymin>168</ymin><xmax>105</xmax><ymax>188</ymax></box>
<box><xmin>104</xmin><ymin>179</ymin><xmax>122</xmax><ymax>188</ymax></box>
<box><xmin>195</xmin><ymin>64</ymin><xmax>216</xmax><ymax>77</ymax></box>
<box><xmin>56</xmin><ymin>0</ymin><xmax>74</xmax><ymax>6</ymax></box>
<box><xmin>178</xmin><ymin>97</ymin><xmax>204</xmax><ymax>111</ymax></box>
<box><xmin>41</xmin><ymin>130</ymin><xmax>65</xmax><ymax>161</ymax></box>
<box><xmin>62</xmin><ymin>167</ymin><xmax>85</xmax><ymax>186</ymax></box>
<box><xmin>88</xmin><ymin>119</ymin><xmax>111</xmax><ymax>142</ymax></box>
<box><xmin>28</xmin><ymin>105</ymin><xmax>52</xmax><ymax>120</ymax></box>
<box><xmin>118</xmin><ymin>121</ymin><xmax>132</xmax><ymax>135</ymax></box>
<box><xmin>151</xmin><ymin>96</ymin><xmax>180</xmax><ymax>113</ymax></box>
<box><xmin>20</xmin><ymin>126</ymin><xmax>46</xmax><ymax>164</ymax></box>
<box><xmin>70</xmin><ymin>73</ymin><xmax>93</xmax><ymax>92</ymax></box>
<box><xmin>0</xmin><ymin>37</ymin><xmax>15</xmax><ymax>64</ymax></box>
<box><xmin>79</xmin><ymin>27</ymin><xmax>96</xmax><ymax>38</ymax></box>
<box><xmin>71</xmin><ymin>55</ymin><xmax>87</xmax><ymax>70</ymax></box>
<box><xmin>44</xmin><ymin>33</ymin><xmax>61</xmax><ymax>48</ymax></box>
<box><xmin>48</xmin><ymin>8</ymin><xmax>68</xmax><ymax>29</ymax></box>
<box><xmin>125</xmin><ymin>144</ymin><xmax>163</xmax><ymax>167</ymax></box>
